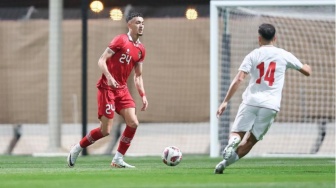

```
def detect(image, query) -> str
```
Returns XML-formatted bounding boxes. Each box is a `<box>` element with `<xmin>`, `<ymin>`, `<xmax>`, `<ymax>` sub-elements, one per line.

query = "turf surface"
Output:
<box><xmin>0</xmin><ymin>155</ymin><xmax>334</xmax><ymax>188</ymax></box>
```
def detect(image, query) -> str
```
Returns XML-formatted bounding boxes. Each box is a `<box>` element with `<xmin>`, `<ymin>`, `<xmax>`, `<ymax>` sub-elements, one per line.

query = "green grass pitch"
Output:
<box><xmin>0</xmin><ymin>155</ymin><xmax>334</xmax><ymax>188</ymax></box>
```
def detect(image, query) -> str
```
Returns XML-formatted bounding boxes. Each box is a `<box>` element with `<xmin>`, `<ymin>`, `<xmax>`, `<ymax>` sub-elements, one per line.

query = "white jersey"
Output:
<box><xmin>239</xmin><ymin>45</ymin><xmax>303</xmax><ymax>111</ymax></box>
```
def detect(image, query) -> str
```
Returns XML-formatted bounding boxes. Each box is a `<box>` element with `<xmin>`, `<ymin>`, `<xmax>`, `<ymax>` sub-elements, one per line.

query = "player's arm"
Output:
<box><xmin>299</xmin><ymin>64</ymin><xmax>311</xmax><ymax>76</ymax></box>
<box><xmin>98</xmin><ymin>47</ymin><xmax>119</xmax><ymax>88</ymax></box>
<box><xmin>134</xmin><ymin>62</ymin><xmax>148</xmax><ymax>111</ymax></box>
<box><xmin>286</xmin><ymin>52</ymin><xmax>311</xmax><ymax>77</ymax></box>
<box><xmin>216</xmin><ymin>70</ymin><xmax>247</xmax><ymax>118</ymax></box>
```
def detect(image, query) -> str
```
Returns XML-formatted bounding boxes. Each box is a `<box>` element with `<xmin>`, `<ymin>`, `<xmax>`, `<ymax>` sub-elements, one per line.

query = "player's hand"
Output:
<box><xmin>107</xmin><ymin>77</ymin><xmax>119</xmax><ymax>89</ymax></box>
<box><xmin>216</xmin><ymin>102</ymin><xmax>228</xmax><ymax>118</ymax></box>
<box><xmin>141</xmin><ymin>96</ymin><xmax>148</xmax><ymax>111</ymax></box>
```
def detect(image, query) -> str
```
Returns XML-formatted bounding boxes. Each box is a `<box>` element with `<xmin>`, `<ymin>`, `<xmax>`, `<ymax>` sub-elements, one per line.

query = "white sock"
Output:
<box><xmin>228</xmin><ymin>135</ymin><xmax>241</xmax><ymax>149</ymax></box>
<box><xmin>113</xmin><ymin>151</ymin><xmax>123</xmax><ymax>160</ymax></box>
<box><xmin>226</xmin><ymin>151</ymin><xmax>239</xmax><ymax>166</ymax></box>
<box><xmin>72</xmin><ymin>143</ymin><xmax>83</xmax><ymax>152</ymax></box>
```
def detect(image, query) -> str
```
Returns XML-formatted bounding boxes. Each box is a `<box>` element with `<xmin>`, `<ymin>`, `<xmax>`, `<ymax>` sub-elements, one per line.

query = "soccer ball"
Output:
<box><xmin>161</xmin><ymin>146</ymin><xmax>182</xmax><ymax>166</ymax></box>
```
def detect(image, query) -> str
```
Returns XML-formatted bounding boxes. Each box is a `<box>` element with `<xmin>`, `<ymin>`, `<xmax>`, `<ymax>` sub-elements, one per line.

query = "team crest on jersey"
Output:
<box><xmin>126</xmin><ymin>49</ymin><xmax>130</xmax><ymax>54</ymax></box>
<box><xmin>138</xmin><ymin>51</ymin><xmax>142</xmax><ymax>59</ymax></box>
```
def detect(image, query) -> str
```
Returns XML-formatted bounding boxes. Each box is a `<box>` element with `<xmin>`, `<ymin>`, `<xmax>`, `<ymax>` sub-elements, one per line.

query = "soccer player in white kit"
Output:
<box><xmin>214</xmin><ymin>23</ymin><xmax>312</xmax><ymax>174</ymax></box>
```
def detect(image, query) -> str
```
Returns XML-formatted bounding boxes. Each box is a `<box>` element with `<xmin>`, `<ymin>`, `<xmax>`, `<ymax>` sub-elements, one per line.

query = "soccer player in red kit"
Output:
<box><xmin>67</xmin><ymin>12</ymin><xmax>148</xmax><ymax>168</ymax></box>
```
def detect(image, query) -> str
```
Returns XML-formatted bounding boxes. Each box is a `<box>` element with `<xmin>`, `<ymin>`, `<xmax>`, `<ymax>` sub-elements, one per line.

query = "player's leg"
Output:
<box><xmin>240</xmin><ymin>107</ymin><xmax>277</xmax><ymax>158</ymax></box>
<box><xmin>67</xmin><ymin>117</ymin><xmax>113</xmax><ymax>168</ymax></box>
<box><xmin>251</xmin><ymin>107</ymin><xmax>277</xmax><ymax>141</ymax></box>
<box><xmin>104</xmin><ymin>114</ymin><xmax>124</xmax><ymax>155</ymax></box>
<box><xmin>236</xmin><ymin>132</ymin><xmax>258</xmax><ymax>158</ymax></box>
<box><xmin>223</xmin><ymin>132</ymin><xmax>244</xmax><ymax>159</ymax></box>
<box><xmin>110</xmin><ymin>88</ymin><xmax>138</xmax><ymax>168</ymax></box>
<box><xmin>216</xmin><ymin>107</ymin><xmax>277</xmax><ymax>173</ymax></box>
<box><xmin>234</xmin><ymin>108</ymin><xmax>276</xmax><ymax>158</ymax></box>
<box><xmin>67</xmin><ymin>88</ymin><xmax>115</xmax><ymax>168</ymax></box>
<box><xmin>214</xmin><ymin>132</ymin><xmax>246</xmax><ymax>174</ymax></box>
<box><xmin>111</xmin><ymin>107</ymin><xmax>138</xmax><ymax>168</ymax></box>
<box><xmin>215</xmin><ymin>104</ymin><xmax>256</xmax><ymax>174</ymax></box>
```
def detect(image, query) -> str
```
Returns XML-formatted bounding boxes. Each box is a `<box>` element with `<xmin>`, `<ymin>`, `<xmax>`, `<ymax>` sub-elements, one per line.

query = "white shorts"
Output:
<box><xmin>231</xmin><ymin>103</ymin><xmax>277</xmax><ymax>140</ymax></box>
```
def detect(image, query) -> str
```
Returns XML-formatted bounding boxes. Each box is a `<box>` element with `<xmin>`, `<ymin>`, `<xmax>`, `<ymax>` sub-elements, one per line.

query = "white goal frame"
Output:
<box><xmin>209</xmin><ymin>0</ymin><xmax>335</xmax><ymax>157</ymax></box>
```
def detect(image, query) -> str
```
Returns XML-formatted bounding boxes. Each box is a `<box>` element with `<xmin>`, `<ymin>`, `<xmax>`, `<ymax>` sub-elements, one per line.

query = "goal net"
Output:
<box><xmin>210</xmin><ymin>1</ymin><xmax>335</xmax><ymax>157</ymax></box>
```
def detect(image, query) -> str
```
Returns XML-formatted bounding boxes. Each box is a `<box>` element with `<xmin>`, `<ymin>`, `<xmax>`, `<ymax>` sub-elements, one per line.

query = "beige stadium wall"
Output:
<box><xmin>0</xmin><ymin>18</ymin><xmax>210</xmax><ymax>124</ymax></box>
<box><xmin>0</xmin><ymin>17</ymin><xmax>334</xmax><ymax>125</ymax></box>
<box><xmin>0</xmin><ymin>20</ymin><xmax>49</xmax><ymax>124</ymax></box>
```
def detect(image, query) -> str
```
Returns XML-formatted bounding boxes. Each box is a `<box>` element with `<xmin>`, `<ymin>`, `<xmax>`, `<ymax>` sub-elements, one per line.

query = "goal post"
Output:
<box><xmin>210</xmin><ymin>0</ymin><xmax>335</xmax><ymax>157</ymax></box>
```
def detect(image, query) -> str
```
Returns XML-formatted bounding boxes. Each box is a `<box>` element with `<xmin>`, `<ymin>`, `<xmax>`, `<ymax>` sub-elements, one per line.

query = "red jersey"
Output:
<box><xmin>97</xmin><ymin>33</ymin><xmax>146</xmax><ymax>90</ymax></box>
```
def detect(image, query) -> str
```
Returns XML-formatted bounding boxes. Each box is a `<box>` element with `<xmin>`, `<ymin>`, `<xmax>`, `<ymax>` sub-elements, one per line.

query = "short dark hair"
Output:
<box><xmin>126</xmin><ymin>12</ymin><xmax>143</xmax><ymax>23</ymax></box>
<box><xmin>258</xmin><ymin>23</ymin><xmax>276</xmax><ymax>40</ymax></box>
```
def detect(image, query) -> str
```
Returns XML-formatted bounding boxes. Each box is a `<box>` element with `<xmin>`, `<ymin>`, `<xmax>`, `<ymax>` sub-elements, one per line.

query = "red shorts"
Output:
<box><xmin>97</xmin><ymin>87</ymin><xmax>135</xmax><ymax>119</ymax></box>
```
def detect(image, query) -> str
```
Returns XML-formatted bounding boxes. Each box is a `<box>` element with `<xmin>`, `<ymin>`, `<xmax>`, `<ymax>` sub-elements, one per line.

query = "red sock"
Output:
<box><xmin>117</xmin><ymin>125</ymin><xmax>137</xmax><ymax>155</ymax></box>
<box><xmin>79</xmin><ymin>127</ymin><xmax>104</xmax><ymax>148</ymax></box>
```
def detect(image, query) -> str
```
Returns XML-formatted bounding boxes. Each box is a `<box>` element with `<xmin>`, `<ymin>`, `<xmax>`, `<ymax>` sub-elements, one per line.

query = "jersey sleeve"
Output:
<box><xmin>108</xmin><ymin>35</ymin><xmax>125</xmax><ymax>53</ymax></box>
<box><xmin>239</xmin><ymin>50</ymin><xmax>254</xmax><ymax>73</ymax></box>
<box><xmin>285</xmin><ymin>51</ymin><xmax>303</xmax><ymax>70</ymax></box>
